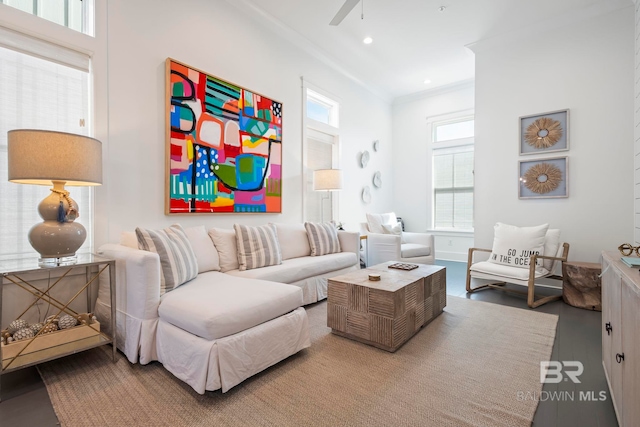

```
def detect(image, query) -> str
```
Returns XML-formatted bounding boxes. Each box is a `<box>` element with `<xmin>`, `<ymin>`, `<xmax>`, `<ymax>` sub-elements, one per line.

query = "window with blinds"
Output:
<box><xmin>432</xmin><ymin>117</ymin><xmax>474</xmax><ymax>230</ymax></box>
<box><xmin>0</xmin><ymin>34</ymin><xmax>91</xmax><ymax>259</ymax></box>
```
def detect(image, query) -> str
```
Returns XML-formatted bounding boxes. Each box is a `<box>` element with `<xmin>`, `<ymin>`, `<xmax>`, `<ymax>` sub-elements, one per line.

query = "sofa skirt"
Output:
<box><xmin>156</xmin><ymin>307</ymin><xmax>310</xmax><ymax>394</ymax></box>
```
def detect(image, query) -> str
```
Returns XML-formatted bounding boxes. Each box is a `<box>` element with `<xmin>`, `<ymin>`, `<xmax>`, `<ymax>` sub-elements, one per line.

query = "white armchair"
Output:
<box><xmin>465</xmin><ymin>223</ymin><xmax>570</xmax><ymax>308</ymax></box>
<box><xmin>359</xmin><ymin>220</ymin><xmax>435</xmax><ymax>266</ymax></box>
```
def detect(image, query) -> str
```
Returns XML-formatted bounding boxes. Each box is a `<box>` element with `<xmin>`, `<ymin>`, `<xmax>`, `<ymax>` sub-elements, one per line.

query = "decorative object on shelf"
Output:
<box><xmin>13</xmin><ymin>327</ymin><xmax>35</xmax><ymax>341</ymax></box>
<box><xmin>7</xmin><ymin>130</ymin><xmax>103</xmax><ymax>265</ymax></box>
<box><xmin>29</xmin><ymin>323</ymin><xmax>44</xmax><ymax>335</ymax></box>
<box><xmin>166</xmin><ymin>59</ymin><xmax>283</xmax><ymax>214</ymax></box>
<box><xmin>618</xmin><ymin>243</ymin><xmax>640</xmax><ymax>257</ymax></box>
<box><xmin>8</xmin><ymin>319</ymin><xmax>29</xmax><ymax>335</ymax></box>
<box><xmin>58</xmin><ymin>314</ymin><xmax>79</xmax><ymax>330</ymax></box>
<box><xmin>372</xmin><ymin>171</ymin><xmax>382</xmax><ymax>188</ymax></box>
<box><xmin>519</xmin><ymin>109</ymin><xmax>569</xmax><ymax>155</ymax></box>
<box><xmin>519</xmin><ymin>157</ymin><xmax>568</xmax><ymax>199</ymax></box>
<box><xmin>373</xmin><ymin>140</ymin><xmax>380</xmax><ymax>152</ymax></box>
<box><xmin>45</xmin><ymin>315</ymin><xmax>59</xmax><ymax>325</ymax></box>
<box><xmin>388</xmin><ymin>262</ymin><xmax>419</xmax><ymax>271</ymax></box>
<box><xmin>361</xmin><ymin>185</ymin><xmax>372</xmax><ymax>204</ymax></box>
<box><xmin>368</xmin><ymin>273</ymin><xmax>381</xmax><ymax>281</ymax></box>
<box><xmin>360</xmin><ymin>150</ymin><xmax>370</xmax><ymax>168</ymax></box>
<box><xmin>313</xmin><ymin>169</ymin><xmax>343</xmax><ymax>223</ymax></box>
<box><xmin>40</xmin><ymin>323</ymin><xmax>58</xmax><ymax>334</ymax></box>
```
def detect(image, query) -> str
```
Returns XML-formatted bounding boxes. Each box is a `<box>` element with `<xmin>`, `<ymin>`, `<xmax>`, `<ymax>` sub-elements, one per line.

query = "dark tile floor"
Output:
<box><xmin>0</xmin><ymin>260</ymin><xmax>618</xmax><ymax>427</ymax></box>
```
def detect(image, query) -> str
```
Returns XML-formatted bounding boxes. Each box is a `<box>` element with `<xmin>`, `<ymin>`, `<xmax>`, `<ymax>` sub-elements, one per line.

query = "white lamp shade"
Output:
<box><xmin>314</xmin><ymin>169</ymin><xmax>343</xmax><ymax>191</ymax></box>
<box><xmin>8</xmin><ymin>129</ymin><xmax>102</xmax><ymax>186</ymax></box>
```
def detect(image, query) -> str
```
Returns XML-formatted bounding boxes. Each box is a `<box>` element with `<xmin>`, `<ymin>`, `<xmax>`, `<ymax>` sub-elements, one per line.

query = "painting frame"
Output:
<box><xmin>519</xmin><ymin>109</ymin><xmax>569</xmax><ymax>156</ymax></box>
<box><xmin>165</xmin><ymin>58</ymin><xmax>283</xmax><ymax>215</ymax></box>
<box><xmin>518</xmin><ymin>156</ymin><xmax>569</xmax><ymax>199</ymax></box>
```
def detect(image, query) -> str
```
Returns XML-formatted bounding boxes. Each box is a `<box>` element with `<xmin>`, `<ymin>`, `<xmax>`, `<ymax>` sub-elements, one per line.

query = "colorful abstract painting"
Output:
<box><xmin>166</xmin><ymin>59</ymin><xmax>282</xmax><ymax>213</ymax></box>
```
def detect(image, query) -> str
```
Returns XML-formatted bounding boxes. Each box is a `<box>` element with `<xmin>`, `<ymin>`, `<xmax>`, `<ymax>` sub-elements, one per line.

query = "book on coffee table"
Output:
<box><xmin>388</xmin><ymin>262</ymin><xmax>419</xmax><ymax>271</ymax></box>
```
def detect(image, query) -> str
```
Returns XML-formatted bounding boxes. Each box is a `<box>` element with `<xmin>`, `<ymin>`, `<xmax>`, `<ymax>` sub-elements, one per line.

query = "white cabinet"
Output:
<box><xmin>602</xmin><ymin>252</ymin><xmax>640</xmax><ymax>427</ymax></box>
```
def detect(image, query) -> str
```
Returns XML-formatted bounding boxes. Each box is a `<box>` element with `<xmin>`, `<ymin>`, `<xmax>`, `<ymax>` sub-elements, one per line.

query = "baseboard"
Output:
<box><xmin>435</xmin><ymin>251</ymin><xmax>468</xmax><ymax>262</ymax></box>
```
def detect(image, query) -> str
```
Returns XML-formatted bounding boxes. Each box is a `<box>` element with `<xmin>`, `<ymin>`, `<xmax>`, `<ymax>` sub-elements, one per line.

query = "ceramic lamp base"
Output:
<box><xmin>28</xmin><ymin>220</ymin><xmax>86</xmax><ymax>259</ymax></box>
<box><xmin>28</xmin><ymin>181</ymin><xmax>86</xmax><ymax>260</ymax></box>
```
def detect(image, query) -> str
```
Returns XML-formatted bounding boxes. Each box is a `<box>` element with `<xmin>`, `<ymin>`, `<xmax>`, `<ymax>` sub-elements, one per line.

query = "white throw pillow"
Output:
<box><xmin>184</xmin><ymin>225</ymin><xmax>221</xmax><ymax>273</ymax></box>
<box><xmin>270</xmin><ymin>223</ymin><xmax>311</xmax><ymax>260</ymax></box>
<box><xmin>382</xmin><ymin>223</ymin><xmax>403</xmax><ymax>238</ymax></box>
<box><xmin>234</xmin><ymin>223</ymin><xmax>282</xmax><ymax>271</ymax></box>
<box><xmin>135</xmin><ymin>224</ymin><xmax>198</xmax><ymax>295</ymax></box>
<box><xmin>208</xmin><ymin>228</ymin><xmax>239</xmax><ymax>272</ymax></box>
<box><xmin>366</xmin><ymin>212</ymin><xmax>397</xmax><ymax>234</ymax></box>
<box><xmin>488</xmin><ymin>223</ymin><xmax>549</xmax><ymax>271</ymax></box>
<box><xmin>120</xmin><ymin>231</ymin><xmax>137</xmax><ymax>249</ymax></box>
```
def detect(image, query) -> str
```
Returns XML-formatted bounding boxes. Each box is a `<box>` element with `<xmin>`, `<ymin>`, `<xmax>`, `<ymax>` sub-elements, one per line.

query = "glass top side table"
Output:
<box><xmin>0</xmin><ymin>253</ymin><xmax>116</xmax><ymax>401</ymax></box>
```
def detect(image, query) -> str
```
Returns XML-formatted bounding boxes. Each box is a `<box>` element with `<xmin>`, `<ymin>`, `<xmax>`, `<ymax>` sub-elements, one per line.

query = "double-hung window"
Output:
<box><xmin>431</xmin><ymin>116</ymin><xmax>474</xmax><ymax>230</ymax></box>
<box><xmin>0</xmin><ymin>28</ymin><xmax>91</xmax><ymax>258</ymax></box>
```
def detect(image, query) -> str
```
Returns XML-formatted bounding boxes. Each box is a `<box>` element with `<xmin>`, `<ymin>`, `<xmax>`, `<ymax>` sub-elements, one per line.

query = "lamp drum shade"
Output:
<box><xmin>313</xmin><ymin>169</ymin><xmax>343</xmax><ymax>191</ymax></box>
<box><xmin>8</xmin><ymin>129</ymin><xmax>102</xmax><ymax>186</ymax></box>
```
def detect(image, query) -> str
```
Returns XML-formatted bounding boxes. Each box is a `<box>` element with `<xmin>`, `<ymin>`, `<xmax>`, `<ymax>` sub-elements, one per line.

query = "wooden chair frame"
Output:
<box><xmin>465</xmin><ymin>243</ymin><xmax>570</xmax><ymax>308</ymax></box>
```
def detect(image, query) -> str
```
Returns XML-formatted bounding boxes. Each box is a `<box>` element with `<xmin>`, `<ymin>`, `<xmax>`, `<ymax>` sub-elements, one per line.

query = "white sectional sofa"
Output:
<box><xmin>95</xmin><ymin>223</ymin><xmax>359</xmax><ymax>394</ymax></box>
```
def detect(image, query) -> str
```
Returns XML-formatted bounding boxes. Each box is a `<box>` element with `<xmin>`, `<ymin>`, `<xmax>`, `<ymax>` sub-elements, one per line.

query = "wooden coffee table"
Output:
<box><xmin>327</xmin><ymin>262</ymin><xmax>446</xmax><ymax>352</ymax></box>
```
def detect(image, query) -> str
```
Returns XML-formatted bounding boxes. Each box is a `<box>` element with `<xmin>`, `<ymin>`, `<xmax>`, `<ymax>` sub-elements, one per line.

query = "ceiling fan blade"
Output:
<box><xmin>329</xmin><ymin>0</ymin><xmax>360</xmax><ymax>26</ymax></box>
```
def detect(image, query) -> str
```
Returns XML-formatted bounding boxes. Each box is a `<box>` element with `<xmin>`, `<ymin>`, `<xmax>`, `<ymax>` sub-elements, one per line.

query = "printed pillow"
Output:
<box><xmin>135</xmin><ymin>224</ymin><xmax>198</xmax><ymax>295</ymax></box>
<box><xmin>233</xmin><ymin>224</ymin><xmax>282</xmax><ymax>271</ymax></box>
<box><xmin>208</xmin><ymin>228</ymin><xmax>239</xmax><ymax>273</ymax></box>
<box><xmin>488</xmin><ymin>223</ymin><xmax>549</xmax><ymax>271</ymax></box>
<box><xmin>304</xmin><ymin>222</ymin><xmax>341</xmax><ymax>256</ymax></box>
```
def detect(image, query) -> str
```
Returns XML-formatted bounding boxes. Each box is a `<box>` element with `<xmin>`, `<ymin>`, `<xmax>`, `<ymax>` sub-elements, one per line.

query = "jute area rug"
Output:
<box><xmin>38</xmin><ymin>296</ymin><xmax>558</xmax><ymax>427</ymax></box>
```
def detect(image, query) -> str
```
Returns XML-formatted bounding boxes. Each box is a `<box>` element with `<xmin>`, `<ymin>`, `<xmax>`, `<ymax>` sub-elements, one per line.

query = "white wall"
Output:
<box><xmin>635</xmin><ymin>0</ymin><xmax>640</xmax><ymax>245</ymax></box>
<box><xmin>98</xmin><ymin>0</ymin><xmax>393</xmax><ymax>244</ymax></box>
<box><xmin>391</xmin><ymin>83</ymin><xmax>475</xmax><ymax>261</ymax></box>
<box><xmin>473</xmin><ymin>6</ymin><xmax>634</xmax><ymax>263</ymax></box>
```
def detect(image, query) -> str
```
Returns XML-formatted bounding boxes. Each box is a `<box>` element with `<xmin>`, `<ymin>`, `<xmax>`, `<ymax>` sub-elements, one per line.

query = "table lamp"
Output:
<box><xmin>7</xmin><ymin>129</ymin><xmax>102</xmax><ymax>265</ymax></box>
<box><xmin>313</xmin><ymin>169</ymin><xmax>342</xmax><ymax>223</ymax></box>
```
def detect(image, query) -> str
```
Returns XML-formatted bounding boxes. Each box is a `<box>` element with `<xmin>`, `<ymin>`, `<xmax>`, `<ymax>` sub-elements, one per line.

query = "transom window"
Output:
<box><xmin>1</xmin><ymin>0</ymin><xmax>94</xmax><ymax>36</ymax></box>
<box><xmin>306</xmin><ymin>89</ymin><xmax>339</xmax><ymax>128</ymax></box>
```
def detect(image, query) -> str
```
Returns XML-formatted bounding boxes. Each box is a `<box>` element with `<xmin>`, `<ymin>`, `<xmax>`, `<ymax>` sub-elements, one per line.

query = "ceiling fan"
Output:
<box><xmin>329</xmin><ymin>0</ymin><xmax>362</xmax><ymax>26</ymax></box>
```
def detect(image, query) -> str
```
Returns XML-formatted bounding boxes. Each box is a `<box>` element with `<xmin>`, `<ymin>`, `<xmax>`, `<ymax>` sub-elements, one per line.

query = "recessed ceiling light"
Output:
<box><xmin>423</xmin><ymin>79</ymin><xmax>432</xmax><ymax>84</ymax></box>
<box><xmin>363</xmin><ymin>37</ymin><xmax>373</xmax><ymax>44</ymax></box>
<box><xmin>438</xmin><ymin>6</ymin><xmax>446</xmax><ymax>12</ymax></box>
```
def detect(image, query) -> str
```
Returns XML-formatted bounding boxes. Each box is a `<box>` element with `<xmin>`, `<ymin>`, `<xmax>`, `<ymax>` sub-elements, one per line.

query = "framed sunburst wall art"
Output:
<box><xmin>166</xmin><ymin>58</ymin><xmax>283</xmax><ymax>214</ymax></box>
<box><xmin>518</xmin><ymin>157</ymin><xmax>568</xmax><ymax>199</ymax></box>
<box><xmin>519</xmin><ymin>109</ymin><xmax>569</xmax><ymax>155</ymax></box>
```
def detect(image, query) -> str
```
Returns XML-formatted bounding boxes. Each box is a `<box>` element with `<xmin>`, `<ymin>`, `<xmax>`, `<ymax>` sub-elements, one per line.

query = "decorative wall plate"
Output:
<box><xmin>360</xmin><ymin>150</ymin><xmax>370</xmax><ymax>168</ymax></box>
<box><xmin>373</xmin><ymin>140</ymin><xmax>380</xmax><ymax>152</ymax></box>
<box><xmin>362</xmin><ymin>186</ymin><xmax>371</xmax><ymax>204</ymax></box>
<box><xmin>372</xmin><ymin>171</ymin><xmax>382</xmax><ymax>188</ymax></box>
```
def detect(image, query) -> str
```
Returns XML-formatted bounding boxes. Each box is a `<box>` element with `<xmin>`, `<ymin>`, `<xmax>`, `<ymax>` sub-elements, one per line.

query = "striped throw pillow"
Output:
<box><xmin>304</xmin><ymin>222</ymin><xmax>341</xmax><ymax>256</ymax></box>
<box><xmin>233</xmin><ymin>224</ymin><xmax>282</xmax><ymax>271</ymax></box>
<box><xmin>136</xmin><ymin>224</ymin><xmax>198</xmax><ymax>295</ymax></box>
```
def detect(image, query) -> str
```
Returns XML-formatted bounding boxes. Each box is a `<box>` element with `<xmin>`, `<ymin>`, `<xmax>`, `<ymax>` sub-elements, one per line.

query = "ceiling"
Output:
<box><xmin>237</xmin><ymin>0</ymin><xmax>625</xmax><ymax>100</ymax></box>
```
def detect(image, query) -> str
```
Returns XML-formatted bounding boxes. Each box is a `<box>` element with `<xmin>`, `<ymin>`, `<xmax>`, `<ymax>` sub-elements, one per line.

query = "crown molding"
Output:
<box><xmin>223</xmin><ymin>0</ymin><xmax>392</xmax><ymax>103</ymax></box>
<box><xmin>392</xmin><ymin>79</ymin><xmax>475</xmax><ymax>106</ymax></box>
